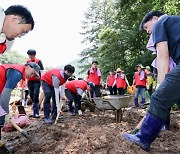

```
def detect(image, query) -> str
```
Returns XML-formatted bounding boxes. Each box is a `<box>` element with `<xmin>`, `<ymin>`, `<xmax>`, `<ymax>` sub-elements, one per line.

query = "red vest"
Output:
<box><xmin>65</xmin><ymin>80</ymin><xmax>88</xmax><ymax>94</ymax></box>
<box><xmin>116</xmin><ymin>76</ymin><xmax>126</xmax><ymax>88</ymax></box>
<box><xmin>27</xmin><ymin>58</ymin><xmax>41</xmax><ymax>81</ymax></box>
<box><xmin>41</xmin><ymin>68</ymin><xmax>67</xmax><ymax>86</ymax></box>
<box><xmin>107</xmin><ymin>75</ymin><xmax>115</xmax><ymax>86</ymax></box>
<box><xmin>0</xmin><ymin>42</ymin><xmax>6</xmax><ymax>54</ymax></box>
<box><xmin>87</xmin><ymin>69</ymin><xmax>101</xmax><ymax>85</ymax></box>
<box><xmin>0</xmin><ymin>64</ymin><xmax>25</xmax><ymax>94</ymax></box>
<box><xmin>134</xmin><ymin>71</ymin><xmax>146</xmax><ymax>86</ymax></box>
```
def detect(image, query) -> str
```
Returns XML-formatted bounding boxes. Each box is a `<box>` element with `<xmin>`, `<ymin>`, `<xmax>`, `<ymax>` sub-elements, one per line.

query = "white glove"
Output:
<box><xmin>5</xmin><ymin>114</ymin><xmax>11</xmax><ymax>123</ymax></box>
<box><xmin>156</xmin><ymin>84</ymin><xmax>160</xmax><ymax>90</ymax></box>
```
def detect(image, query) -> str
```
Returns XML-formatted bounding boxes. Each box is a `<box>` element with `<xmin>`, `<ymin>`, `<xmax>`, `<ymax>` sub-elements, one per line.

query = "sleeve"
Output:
<box><xmin>76</xmin><ymin>88</ymin><xmax>83</xmax><ymax>96</ymax></box>
<box><xmin>0</xmin><ymin>69</ymin><xmax>22</xmax><ymax>113</ymax></box>
<box><xmin>38</xmin><ymin>60</ymin><xmax>44</xmax><ymax>70</ymax></box>
<box><xmin>125</xmin><ymin>75</ymin><xmax>130</xmax><ymax>87</ymax></box>
<box><xmin>59</xmin><ymin>84</ymin><xmax>65</xmax><ymax>98</ymax></box>
<box><xmin>152</xmin><ymin>18</ymin><xmax>168</xmax><ymax>46</ymax></box>
<box><xmin>52</xmin><ymin>75</ymin><xmax>60</xmax><ymax>89</ymax></box>
<box><xmin>52</xmin><ymin>75</ymin><xmax>60</xmax><ymax>112</ymax></box>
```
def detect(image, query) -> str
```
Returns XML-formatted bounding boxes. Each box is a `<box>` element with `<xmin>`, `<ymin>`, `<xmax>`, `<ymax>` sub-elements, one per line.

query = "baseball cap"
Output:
<box><xmin>145</xmin><ymin>66</ymin><xmax>151</xmax><ymax>70</ymax></box>
<box><xmin>25</xmin><ymin>62</ymin><xmax>41</xmax><ymax>77</ymax></box>
<box><xmin>27</xmin><ymin>49</ymin><xmax>36</xmax><ymax>55</ymax></box>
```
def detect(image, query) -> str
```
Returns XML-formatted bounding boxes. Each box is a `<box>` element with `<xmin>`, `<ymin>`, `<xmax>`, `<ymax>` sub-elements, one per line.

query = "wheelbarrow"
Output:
<box><xmin>93</xmin><ymin>95</ymin><xmax>132</xmax><ymax>122</ymax></box>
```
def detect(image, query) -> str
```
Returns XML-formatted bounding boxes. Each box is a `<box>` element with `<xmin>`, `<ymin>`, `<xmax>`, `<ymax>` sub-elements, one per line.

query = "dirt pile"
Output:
<box><xmin>2</xmin><ymin>106</ymin><xmax>180</xmax><ymax>154</ymax></box>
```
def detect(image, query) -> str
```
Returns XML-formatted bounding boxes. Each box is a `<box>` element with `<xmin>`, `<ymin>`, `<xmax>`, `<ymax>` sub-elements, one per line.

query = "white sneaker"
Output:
<box><xmin>78</xmin><ymin>110</ymin><xmax>82</xmax><ymax>115</ymax></box>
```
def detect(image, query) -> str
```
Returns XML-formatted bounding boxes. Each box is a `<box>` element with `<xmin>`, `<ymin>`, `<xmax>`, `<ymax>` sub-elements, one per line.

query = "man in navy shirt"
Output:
<box><xmin>123</xmin><ymin>11</ymin><xmax>180</xmax><ymax>151</ymax></box>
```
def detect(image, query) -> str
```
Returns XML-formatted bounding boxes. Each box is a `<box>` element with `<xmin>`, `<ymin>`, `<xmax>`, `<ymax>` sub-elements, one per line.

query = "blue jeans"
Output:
<box><xmin>134</xmin><ymin>86</ymin><xmax>146</xmax><ymax>99</ymax></box>
<box><xmin>65</xmin><ymin>89</ymin><xmax>81</xmax><ymax>113</ymax></box>
<box><xmin>90</xmin><ymin>85</ymin><xmax>101</xmax><ymax>97</ymax></box>
<box><xmin>41</xmin><ymin>81</ymin><xmax>57</xmax><ymax>119</ymax></box>
<box><xmin>148</xmin><ymin>63</ymin><xmax>180</xmax><ymax>120</ymax></box>
<box><xmin>27</xmin><ymin>81</ymin><xmax>40</xmax><ymax>104</ymax></box>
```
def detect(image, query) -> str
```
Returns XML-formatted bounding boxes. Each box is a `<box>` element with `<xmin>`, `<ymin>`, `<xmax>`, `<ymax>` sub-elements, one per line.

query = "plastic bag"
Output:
<box><xmin>3</xmin><ymin>114</ymin><xmax>30</xmax><ymax>132</ymax></box>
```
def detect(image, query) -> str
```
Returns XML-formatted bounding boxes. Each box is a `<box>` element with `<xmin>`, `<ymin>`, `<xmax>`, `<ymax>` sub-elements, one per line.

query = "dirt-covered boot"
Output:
<box><xmin>123</xmin><ymin>112</ymin><xmax>165</xmax><ymax>151</ymax></box>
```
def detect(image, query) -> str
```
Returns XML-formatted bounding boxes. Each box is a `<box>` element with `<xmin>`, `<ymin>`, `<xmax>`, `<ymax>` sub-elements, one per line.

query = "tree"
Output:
<box><xmin>0</xmin><ymin>50</ymin><xmax>27</xmax><ymax>64</ymax></box>
<box><xmin>79</xmin><ymin>0</ymin><xmax>179</xmax><ymax>82</ymax></box>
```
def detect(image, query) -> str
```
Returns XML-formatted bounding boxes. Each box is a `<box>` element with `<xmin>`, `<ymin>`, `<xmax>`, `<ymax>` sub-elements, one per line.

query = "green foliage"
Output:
<box><xmin>79</xmin><ymin>0</ymin><xmax>180</xmax><ymax>82</ymax></box>
<box><xmin>0</xmin><ymin>50</ymin><xmax>27</xmax><ymax>64</ymax></box>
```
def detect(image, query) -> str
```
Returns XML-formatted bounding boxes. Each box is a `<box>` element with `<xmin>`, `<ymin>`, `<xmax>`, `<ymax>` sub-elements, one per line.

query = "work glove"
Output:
<box><xmin>156</xmin><ymin>84</ymin><xmax>160</xmax><ymax>90</ymax></box>
<box><xmin>5</xmin><ymin>114</ymin><xmax>10</xmax><ymax>123</ymax></box>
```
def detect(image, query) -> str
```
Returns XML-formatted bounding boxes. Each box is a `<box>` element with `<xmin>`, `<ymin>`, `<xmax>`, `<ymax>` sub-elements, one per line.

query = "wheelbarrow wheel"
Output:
<box><xmin>115</xmin><ymin>109</ymin><xmax>122</xmax><ymax>123</ymax></box>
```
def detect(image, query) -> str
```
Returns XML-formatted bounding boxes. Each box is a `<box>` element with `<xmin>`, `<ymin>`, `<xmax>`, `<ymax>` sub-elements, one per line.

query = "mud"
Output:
<box><xmin>2</xmin><ymin>99</ymin><xmax>180</xmax><ymax>154</ymax></box>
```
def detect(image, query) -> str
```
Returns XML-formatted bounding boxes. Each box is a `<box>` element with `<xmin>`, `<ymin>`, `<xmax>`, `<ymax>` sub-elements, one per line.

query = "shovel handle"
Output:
<box><xmin>55</xmin><ymin>99</ymin><xmax>64</xmax><ymax>124</ymax></box>
<box><xmin>9</xmin><ymin>119</ymin><xmax>30</xmax><ymax>139</ymax></box>
<box><xmin>88</xmin><ymin>91</ymin><xmax>92</xmax><ymax>102</ymax></box>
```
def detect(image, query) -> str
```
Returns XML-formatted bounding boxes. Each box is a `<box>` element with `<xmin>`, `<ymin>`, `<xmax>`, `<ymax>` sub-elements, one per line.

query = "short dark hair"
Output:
<box><xmin>92</xmin><ymin>60</ymin><xmax>98</xmax><ymax>65</ymax></box>
<box><xmin>140</xmin><ymin>11</ymin><xmax>164</xmax><ymax>30</ymax></box>
<box><xmin>5</xmin><ymin>5</ymin><xmax>34</xmax><ymax>30</ymax></box>
<box><xmin>64</xmin><ymin>64</ymin><xmax>75</xmax><ymax>74</ymax></box>
<box><xmin>27</xmin><ymin>49</ymin><xmax>36</xmax><ymax>55</ymax></box>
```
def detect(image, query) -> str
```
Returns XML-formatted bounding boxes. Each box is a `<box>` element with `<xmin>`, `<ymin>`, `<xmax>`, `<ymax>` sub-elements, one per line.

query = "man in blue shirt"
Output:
<box><xmin>123</xmin><ymin>11</ymin><xmax>180</xmax><ymax>151</ymax></box>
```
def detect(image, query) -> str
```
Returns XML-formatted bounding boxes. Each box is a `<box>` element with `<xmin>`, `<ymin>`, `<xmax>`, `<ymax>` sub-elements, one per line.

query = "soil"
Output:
<box><xmin>2</xmin><ymin>98</ymin><xmax>180</xmax><ymax>154</ymax></box>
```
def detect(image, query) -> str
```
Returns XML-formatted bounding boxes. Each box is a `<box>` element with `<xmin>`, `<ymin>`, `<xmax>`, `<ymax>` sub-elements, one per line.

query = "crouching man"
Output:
<box><xmin>0</xmin><ymin>62</ymin><xmax>40</xmax><ymax>153</ymax></box>
<box><xmin>123</xmin><ymin>11</ymin><xmax>180</xmax><ymax>151</ymax></box>
<box><xmin>41</xmin><ymin>65</ymin><xmax>75</xmax><ymax>124</ymax></box>
<box><xmin>65</xmin><ymin>78</ymin><xmax>91</xmax><ymax>116</ymax></box>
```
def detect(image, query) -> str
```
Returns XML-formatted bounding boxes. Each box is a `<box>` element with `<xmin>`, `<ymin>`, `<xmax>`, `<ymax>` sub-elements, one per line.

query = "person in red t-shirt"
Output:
<box><xmin>26</xmin><ymin>49</ymin><xmax>44</xmax><ymax>118</ymax></box>
<box><xmin>65</xmin><ymin>78</ymin><xmax>90</xmax><ymax>115</ymax></box>
<box><xmin>106</xmin><ymin>70</ymin><xmax>117</xmax><ymax>95</ymax></box>
<box><xmin>132</xmin><ymin>64</ymin><xmax>147</xmax><ymax>108</ymax></box>
<box><xmin>86</xmin><ymin>61</ymin><xmax>102</xmax><ymax>97</ymax></box>
<box><xmin>0</xmin><ymin>62</ymin><xmax>40</xmax><ymax>153</ymax></box>
<box><xmin>41</xmin><ymin>64</ymin><xmax>75</xmax><ymax>124</ymax></box>
<box><xmin>114</xmin><ymin>68</ymin><xmax>129</xmax><ymax>95</ymax></box>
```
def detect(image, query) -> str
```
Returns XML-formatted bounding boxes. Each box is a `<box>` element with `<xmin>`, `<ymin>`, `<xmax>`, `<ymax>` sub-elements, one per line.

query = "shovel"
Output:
<box><xmin>9</xmin><ymin>118</ymin><xmax>30</xmax><ymax>140</ymax></box>
<box><xmin>17</xmin><ymin>80</ymin><xmax>26</xmax><ymax>115</ymax></box>
<box><xmin>55</xmin><ymin>98</ymin><xmax>64</xmax><ymax>124</ymax></box>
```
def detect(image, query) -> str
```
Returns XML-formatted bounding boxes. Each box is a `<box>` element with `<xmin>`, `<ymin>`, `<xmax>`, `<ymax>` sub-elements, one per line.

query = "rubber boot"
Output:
<box><xmin>123</xmin><ymin>112</ymin><xmax>165</xmax><ymax>151</ymax></box>
<box><xmin>133</xmin><ymin>98</ymin><xmax>139</xmax><ymax>108</ymax></box>
<box><xmin>33</xmin><ymin>103</ymin><xmax>40</xmax><ymax>118</ymax></box>
<box><xmin>141</xmin><ymin>98</ymin><xmax>146</xmax><ymax>109</ymax></box>
<box><xmin>161</xmin><ymin>113</ymin><xmax>170</xmax><ymax>131</ymax></box>
<box><xmin>0</xmin><ymin>127</ymin><xmax>10</xmax><ymax>154</ymax></box>
<box><xmin>130</xmin><ymin>128</ymin><xmax>139</xmax><ymax>134</ymax></box>
<box><xmin>0</xmin><ymin>142</ymin><xmax>11</xmax><ymax>154</ymax></box>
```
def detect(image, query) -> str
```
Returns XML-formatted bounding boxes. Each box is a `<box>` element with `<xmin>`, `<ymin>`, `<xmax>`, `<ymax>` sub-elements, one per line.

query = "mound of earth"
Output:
<box><xmin>2</xmin><ymin>99</ymin><xmax>180</xmax><ymax>154</ymax></box>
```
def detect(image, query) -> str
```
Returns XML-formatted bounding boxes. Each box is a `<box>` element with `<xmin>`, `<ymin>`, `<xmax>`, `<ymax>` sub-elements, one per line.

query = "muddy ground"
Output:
<box><xmin>2</xmin><ymin>98</ymin><xmax>180</xmax><ymax>154</ymax></box>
